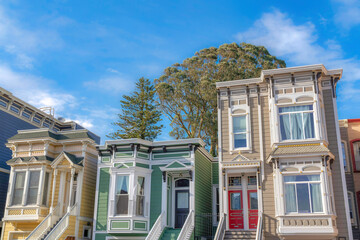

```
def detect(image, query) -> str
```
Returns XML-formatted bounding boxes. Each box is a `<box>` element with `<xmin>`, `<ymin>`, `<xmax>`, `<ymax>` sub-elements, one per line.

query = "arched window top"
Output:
<box><xmin>175</xmin><ymin>178</ymin><xmax>189</xmax><ymax>187</ymax></box>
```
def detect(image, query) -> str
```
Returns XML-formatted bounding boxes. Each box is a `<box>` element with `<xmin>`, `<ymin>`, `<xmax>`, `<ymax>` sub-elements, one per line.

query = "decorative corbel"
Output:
<box><xmin>257</xmin><ymin>85</ymin><xmax>261</xmax><ymax>105</ymax></box>
<box><xmin>147</xmin><ymin>146</ymin><xmax>153</xmax><ymax>153</ymax></box>
<box><xmin>44</xmin><ymin>141</ymin><xmax>49</xmax><ymax>156</ymax></box>
<box><xmin>217</xmin><ymin>89</ymin><xmax>221</xmax><ymax>109</ymax></box>
<box><xmin>189</xmin><ymin>170</ymin><xmax>193</xmax><ymax>181</ymax></box>
<box><xmin>162</xmin><ymin>145</ymin><xmax>167</xmax><ymax>152</ymax></box>
<box><xmin>291</xmin><ymin>74</ymin><xmax>295</xmax><ymax>85</ymax></box>
<box><xmin>136</xmin><ymin>144</ymin><xmax>141</xmax><ymax>151</ymax></box>
<box><xmin>188</xmin><ymin>143</ymin><xmax>193</xmax><ymax>151</ymax></box>
<box><xmin>162</xmin><ymin>171</ymin><xmax>167</xmax><ymax>182</ymax></box>
<box><xmin>227</xmin><ymin>88</ymin><xmax>231</xmax><ymax>108</ymax></box>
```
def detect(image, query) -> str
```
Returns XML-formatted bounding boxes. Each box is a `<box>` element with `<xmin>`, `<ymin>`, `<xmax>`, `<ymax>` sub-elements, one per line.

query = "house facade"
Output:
<box><xmin>1</xmin><ymin>128</ymin><xmax>99</xmax><ymax>240</ymax></box>
<box><xmin>340</xmin><ymin>118</ymin><xmax>360</xmax><ymax>240</ymax></box>
<box><xmin>0</xmin><ymin>86</ymin><xmax>100</xmax><ymax>235</ymax></box>
<box><xmin>216</xmin><ymin>64</ymin><xmax>352</xmax><ymax>240</ymax></box>
<box><xmin>93</xmin><ymin>139</ymin><xmax>215</xmax><ymax>240</ymax></box>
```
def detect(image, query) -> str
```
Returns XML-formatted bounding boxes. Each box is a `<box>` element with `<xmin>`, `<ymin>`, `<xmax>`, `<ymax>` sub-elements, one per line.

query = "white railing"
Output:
<box><xmin>177</xmin><ymin>210</ymin><xmax>194</xmax><ymax>240</ymax></box>
<box><xmin>26</xmin><ymin>204</ymin><xmax>61</xmax><ymax>240</ymax></box>
<box><xmin>145</xmin><ymin>211</ymin><xmax>166</xmax><ymax>240</ymax></box>
<box><xmin>214</xmin><ymin>213</ymin><xmax>226</xmax><ymax>240</ymax></box>
<box><xmin>255</xmin><ymin>212</ymin><xmax>263</xmax><ymax>240</ymax></box>
<box><xmin>44</xmin><ymin>204</ymin><xmax>77</xmax><ymax>240</ymax></box>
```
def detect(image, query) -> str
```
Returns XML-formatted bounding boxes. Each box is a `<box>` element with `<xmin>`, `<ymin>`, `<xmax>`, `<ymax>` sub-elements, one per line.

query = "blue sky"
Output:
<box><xmin>1</xmin><ymin>0</ymin><xmax>360</xmax><ymax>143</ymax></box>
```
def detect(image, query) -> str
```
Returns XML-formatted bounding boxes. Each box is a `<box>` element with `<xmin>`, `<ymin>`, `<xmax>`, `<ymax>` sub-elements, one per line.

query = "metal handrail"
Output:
<box><xmin>145</xmin><ymin>211</ymin><xmax>165</xmax><ymax>240</ymax></box>
<box><xmin>177</xmin><ymin>210</ymin><xmax>194</xmax><ymax>240</ymax></box>
<box><xmin>213</xmin><ymin>213</ymin><xmax>226</xmax><ymax>240</ymax></box>
<box><xmin>255</xmin><ymin>211</ymin><xmax>263</xmax><ymax>240</ymax></box>
<box><xmin>26</xmin><ymin>203</ymin><xmax>60</xmax><ymax>240</ymax></box>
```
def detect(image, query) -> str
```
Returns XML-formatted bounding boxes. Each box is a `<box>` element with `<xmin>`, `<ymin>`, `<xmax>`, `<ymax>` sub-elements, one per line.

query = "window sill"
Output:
<box><xmin>230</xmin><ymin>148</ymin><xmax>252</xmax><ymax>154</ymax></box>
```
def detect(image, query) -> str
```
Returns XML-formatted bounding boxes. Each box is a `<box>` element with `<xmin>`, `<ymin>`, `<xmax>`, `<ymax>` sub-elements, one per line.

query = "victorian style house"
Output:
<box><xmin>215</xmin><ymin>64</ymin><xmax>352</xmax><ymax>240</ymax></box>
<box><xmin>1</xmin><ymin>128</ymin><xmax>99</xmax><ymax>240</ymax></box>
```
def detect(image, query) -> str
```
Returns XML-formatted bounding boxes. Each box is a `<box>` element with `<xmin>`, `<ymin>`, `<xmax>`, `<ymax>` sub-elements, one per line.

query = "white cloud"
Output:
<box><xmin>235</xmin><ymin>9</ymin><xmax>360</xmax><ymax>116</ymax></box>
<box><xmin>332</xmin><ymin>0</ymin><xmax>360</xmax><ymax>29</ymax></box>
<box><xmin>84</xmin><ymin>75</ymin><xmax>135</xmax><ymax>94</ymax></box>
<box><xmin>0</xmin><ymin>64</ymin><xmax>76</xmax><ymax>112</ymax></box>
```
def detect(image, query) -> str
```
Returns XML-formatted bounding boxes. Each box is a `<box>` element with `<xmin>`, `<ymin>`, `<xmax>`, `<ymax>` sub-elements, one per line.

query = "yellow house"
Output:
<box><xmin>1</xmin><ymin>128</ymin><xmax>99</xmax><ymax>240</ymax></box>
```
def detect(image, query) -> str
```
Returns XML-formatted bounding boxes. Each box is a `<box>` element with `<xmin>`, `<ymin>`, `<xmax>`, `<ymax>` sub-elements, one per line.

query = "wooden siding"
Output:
<box><xmin>59</xmin><ymin>216</ymin><xmax>76</xmax><ymax>240</ymax></box>
<box><xmin>195</xmin><ymin>150</ymin><xmax>212</xmax><ymax>237</ymax></box>
<box><xmin>323</xmin><ymin>89</ymin><xmax>349</xmax><ymax>239</ymax></box>
<box><xmin>2</xmin><ymin>221</ymin><xmax>39</xmax><ymax>240</ymax></box>
<box><xmin>96</xmin><ymin>168</ymin><xmax>110</xmax><ymax>231</ymax></box>
<box><xmin>212</xmin><ymin>162</ymin><xmax>219</xmax><ymax>184</ymax></box>
<box><xmin>149</xmin><ymin>165</ymin><xmax>165</xmax><ymax>227</ymax></box>
<box><xmin>80</xmin><ymin>153</ymin><xmax>97</xmax><ymax>219</ymax></box>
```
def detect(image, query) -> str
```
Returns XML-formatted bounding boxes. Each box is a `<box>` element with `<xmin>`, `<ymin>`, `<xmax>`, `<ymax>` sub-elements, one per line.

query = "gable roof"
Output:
<box><xmin>51</xmin><ymin>151</ymin><xmax>84</xmax><ymax>167</ymax></box>
<box><xmin>7</xmin><ymin>155</ymin><xmax>54</xmax><ymax>164</ymax></box>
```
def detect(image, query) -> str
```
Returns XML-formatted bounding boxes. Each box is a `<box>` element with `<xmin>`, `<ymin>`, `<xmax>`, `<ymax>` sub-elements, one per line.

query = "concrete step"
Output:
<box><xmin>224</xmin><ymin>230</ymin><xmax>256</xmax><ymax>239</ymax></box>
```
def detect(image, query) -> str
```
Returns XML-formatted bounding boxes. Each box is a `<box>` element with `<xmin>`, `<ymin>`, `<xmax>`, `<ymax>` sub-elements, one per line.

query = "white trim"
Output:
<box><xmin>341</xmin><ymin>140</ymin><xmax>351</xmax><ymax>172</ymax></box>
<box><xmin>82</xmin><ymin>225</ymin><xmax>92</xmax><ymax>239</ymax></box>
<box><xmin>92</xmin><ymin>163</ymin><xmax>101</xmax><ymax>239</ymax></box>
<box><xmin>0</xmin><ymin>167</ymin><xmax>10</xmax><ymax>174</ymax></box>
<box><xmin>212</xmin><ymin>184</ymin><xmax>219</xmax><ymax>226</ymax></box>
<box><xmin>332</xmin><ymin>95</ymin><xmax>353</xmax><ymax>239</ymax></box>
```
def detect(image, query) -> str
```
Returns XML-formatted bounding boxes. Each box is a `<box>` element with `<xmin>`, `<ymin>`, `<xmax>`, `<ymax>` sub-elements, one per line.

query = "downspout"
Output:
<box><xmin>331</xmin><ymin>77</ymin><xmax>353</xmax><ymax>239</ymax></box>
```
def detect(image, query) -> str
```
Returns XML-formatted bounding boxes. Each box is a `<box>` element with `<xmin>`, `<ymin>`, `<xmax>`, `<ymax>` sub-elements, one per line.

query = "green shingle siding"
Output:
<box><xmin>212</xmin><ymin>162</ymin><xmax>219</xmax><ymax>184</ymax></box>
<box><xmin>136</xmin><ymin>162</ymin><xmax>149</xmax><ymax>168</ymax></box>
<box><xmin>195</xmin><ymin>150</ymin><xmax>212</xmax><ymax>237</ymax></box>
<box><xmin>96</xmin><ymin>168</ymin><xmax>110</xmax><ymax>231</ymax></box>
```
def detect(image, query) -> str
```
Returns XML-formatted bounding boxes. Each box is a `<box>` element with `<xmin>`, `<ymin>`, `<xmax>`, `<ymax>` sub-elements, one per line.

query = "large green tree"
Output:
<box><xmin>108</xmin><ymin>77</ymin><xmax>163</xmax><ymax>141</ymax></box>
<box><xmin>155</xmin><ymin>42</ymin><xmax>286</xmax><ymax>155</ymax></box>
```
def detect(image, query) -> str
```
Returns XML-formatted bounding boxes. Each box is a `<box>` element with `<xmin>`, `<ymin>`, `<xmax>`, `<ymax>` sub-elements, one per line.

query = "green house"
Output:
<box><xmin>93</xmin><ymin>138</ymin><xmax>217</xmax><ymax>240</ymax></box>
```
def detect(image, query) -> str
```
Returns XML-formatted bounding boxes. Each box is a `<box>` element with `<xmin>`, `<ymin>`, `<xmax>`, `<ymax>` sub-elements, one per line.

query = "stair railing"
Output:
<box><xmin>177</xmin><ymin>210</ymin><xmax>194</xmax><ymax>240</ymax></box>
<box><xmin>44</xmin><ymin>203</ymin><xmax>77</xmax><ymax>240</ymax></box>
<box><xmin>255</xmin><ymin>211</ymin><xmax>263</xmax><ymax>240</ymax></box>
<box><xmin>26</xmin><ymin>203</ymin><xmax>60</xmax><ymax>240</ymax></box>
<box><xmin>213</xmin><ymin>213</ymin><xmax>226</xmax><ymax>240</ymax></box>
<box><xmin>145</xmin><ymin>211</ymin><xmax>166</xmax><ymax>240</ymax></box>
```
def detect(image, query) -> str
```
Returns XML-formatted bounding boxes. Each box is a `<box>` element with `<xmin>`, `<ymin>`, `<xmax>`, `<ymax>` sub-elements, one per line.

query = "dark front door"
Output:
<box><xmin>175</xmin><ymin>190</ymin><xmax>189</xmax><ymax>228</ymax></box>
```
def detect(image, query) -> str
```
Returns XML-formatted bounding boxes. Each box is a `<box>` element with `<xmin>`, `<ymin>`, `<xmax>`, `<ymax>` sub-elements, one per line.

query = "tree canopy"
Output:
<box><xmin>108</xmin><ymin>77</ymin><xmax>163</xmax><ymax>141</ymax></box>
<box><xmin>155</xmin><ymin>42</ymin><xmax>286</xmax><ymax>155</ymax></box>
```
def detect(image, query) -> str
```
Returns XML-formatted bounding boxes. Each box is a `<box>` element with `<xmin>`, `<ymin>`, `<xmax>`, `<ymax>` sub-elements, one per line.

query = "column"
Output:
<box><xmin>68</xmin><ymin>168</ymin><xmax>75</xmax><ymax>212</ymax></box>
<box><xmin>37</xmin><ymin>166</ymin><xmax>45</xmax><ymax>205</ymax></box>
<box><xmin>161</xmin><ymin>171</ymin><xmax>167</xmax><ymax>227</ymax></box>
<box><xmin>50</xmin><ymin>169</ymin><xmax>58</xmax><ymax>213</ymax></box>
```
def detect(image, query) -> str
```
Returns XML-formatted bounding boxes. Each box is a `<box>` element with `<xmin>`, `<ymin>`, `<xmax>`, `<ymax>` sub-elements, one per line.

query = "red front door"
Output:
<box><xmin>248</xmin><ymin>190</ymin><xmax>258</xmax><ymax>229</ymax></box>
<box><xmin>228</xmin><ymin>190</ymin><xmax>244</xmax><ymax>229</ymax></box>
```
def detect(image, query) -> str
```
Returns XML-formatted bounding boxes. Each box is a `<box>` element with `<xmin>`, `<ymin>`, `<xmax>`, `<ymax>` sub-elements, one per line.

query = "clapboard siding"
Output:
<box><xmin>96</xmin><ymin>168</ymin><xmax>110</xmax><ymax>231</ymax></box>
<box><xmin>80</xmin><ymin>153</ymin><xmax>97</xmax><ymax>219</ymax></box>
<box><xmin>323</xmin><ymin>89</ymin><xmax>349</xmax><ymax>239</ymax></box>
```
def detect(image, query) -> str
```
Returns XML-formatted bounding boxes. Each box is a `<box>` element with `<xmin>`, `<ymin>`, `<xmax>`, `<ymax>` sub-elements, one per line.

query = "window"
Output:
<box><xmin>248</xmin><ymin>176</ymin><xmax>257</xmax><ymax>186</ymax></box>
<box><xmin>12</xmin><ymin>172</ymin><xmax>26</xmax><ymax>205</ymax></box>
<box><xmin>342</xmin><ymin>142</ymin><xmax>348</xmax><ymax>171</ymax></box>
<box><xmin>279</xmin><ymin>105</ymin><xmax>315</xmax><ymax>141</ymax></box>
<box><xmin>136</xmin><ymin>176</ymin><xmax>145</xmax><ymax>216</ymax></box>
<box><xmin>284</xmin><ymin>175</ymin><xmax>323</xmax><ymax>213</ymax></box>
<box><xmin>233</xmin><ymin>115</ymin><xmax>247</xmax><ymax>148</ymax></box>
<box><xmin>27</xmin><ymin>171</ymin><xmax>40</xmax><ymax>205</ymax></box>
<box><xmin>354</xmin><ymin>142</ymin><xmax>360</xmax><ymax>171</ymax></box>
<box><xmin>175</xmin><ymin>179</ymin><xmax>189</xmax><ymax>187</ymax></box>
<box><xmin>229</xmin><ymin>177</ymin><xmax>241</xmax><ymax>187</ymax></box>
<box><xmin>348</xmin><ymin>192</ymin><xmax>357</xmax><ymax>225</ymax></box>
<box><xmin>42</xmin><ymin>172</ymin><xmax>50</xmax><ymax>206</ymax></box>
<box><xmin>115</xmin><ymin>175</ymin><xmax>129</xmax><ymax>215</ymax></box>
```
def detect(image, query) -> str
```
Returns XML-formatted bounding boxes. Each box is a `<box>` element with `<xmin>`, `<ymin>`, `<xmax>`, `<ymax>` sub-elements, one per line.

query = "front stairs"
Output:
<box><xmin>160</xmin><ymin>228</ymin><xmax>181</xmax><ymax>240</ymax></box>
<box><xmin>40</xmin><ymin>217</ymin><xmax>63</xmax><ymax>240</ymax></box>
<box><xmin>224</xmin><ymin>230</ymin><xmax>256</xmax><ymax>240</ymax></box>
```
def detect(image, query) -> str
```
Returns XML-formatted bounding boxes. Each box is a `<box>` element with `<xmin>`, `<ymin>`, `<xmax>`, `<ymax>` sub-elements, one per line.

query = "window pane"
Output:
<box><xmin>304</xmin><ymin>112</ymin><xmax>315</xmax><ymax>139</ymax></box>
<box><xmin>137</xmin><ymin>177</ymin><xmax>145</xmax><ymax>195</ymax></box>
<box><xmin>136</xmin><ymin>195</ymin><xmax>144</xmax><ymax>216</ymax></box>
<box><xmin>291</xmin><ymin>113</ymin><xmax>303</xmax><ymax>140</ymax></box>
<box><xmin>296</xmin><ymin>183</ymin><xmax>310</xmax><ymax>213</ymax></box>
<box><xmin>284</xmin><ymin>175</ymin><xmax>320</xmax><ymax>182</ymax></box>
<box><xmin>279</xmin><ymin>105</ymin><xmax>313</xmax><ymax>113</ymax></box>
<box><xmin>116</xmin><ymin>175</ymin><xmax>129</xmax><ymax>194</ymax></box>
<box><xmin>342</xmin><ymin>142</ymin><xmax>347</xmax><ymax>171</ymax></box>
<box><xmin>285</xmin><ymin>184</ymin><xmax>297</xmax><ymax>212</ymax></box>
<box><xmin>248</xmin><ymin>176</ymin><xmax>257</xmax><ymax>186</ymax></box>
<box><xmin>280</xmin><ymin>114</ymin><xmax>291</xmax><ymax>140</ymax></box>
<box><xmin>116</xmin><ymin>195</ymin><xmax>128</xmax><ymax>215</ymax></box>
<box><xmin>177</xmin><ymin>192</ymin><xmax>189</xmax><ymax>208</ymax></box>
<box><xmin>230</xmin><ymin>192</ymin><xmax>241</xmax><ymax>210</ymax></box>
<box><xmin>310</xmin><ymin>183</ymin><xmax>323</xmax><ymax>212</ymax></box>
<box><xmin>234</xmin><ymin>133</ymin><xmax>247</xmax><ymax>148</ymax></box>
<box><xmin>42</xmin><ymin>173</ymin><xmax>50</xmax><ymax>205</ymax></box>
<box><xmin>348</xmin><ymin>193</ymin><xmax>354</xmax><ymax>219</ymax></box>
<box><xmin>12</xmin><ymin>172</ymin><xmax>25</xmax><ymax>205</ymax></box>
<box><xmin>27</xmin><ymin>171</ymin><xmax>40</xmax><ymax>205</ymax></box>
<box><xmin>175</xmin><ymin>179</ymin><xmax>189</xmax><ymax>187</ymax></box>
<box><xmin>249</xmin><ymin>192</ymin><xmax>258</xmax><ymax>210</ymax></box>
<box><xmin>229</xmin><ymin>177</ymin><xmax>241</xmax><ymax>186</ymax></box>
<box><xmin>233</xmin><ymin>116</ymin><xmax>246</xmax><ymax>132</ymax></box>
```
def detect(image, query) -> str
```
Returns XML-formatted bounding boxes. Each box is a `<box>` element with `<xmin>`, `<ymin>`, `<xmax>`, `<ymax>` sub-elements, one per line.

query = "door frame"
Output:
<box><xmin>171</xmin><ymin>177</ymin><xmax>190</xmax><ymax>228</ymax></box>
<box><xmin>226</xmin><ymin>173</ymin><xmax>258</xmax><ymax>230</ymax></box>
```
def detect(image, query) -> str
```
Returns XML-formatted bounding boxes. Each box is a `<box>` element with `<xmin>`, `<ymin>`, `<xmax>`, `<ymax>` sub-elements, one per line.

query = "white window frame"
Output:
<box><xmin>353</xmin><ymin>141</ymin><xmax>360</xmax><ymax>172</ymax></box>
<box><xmin>348</xmin><ymin>191</ymin><xmax>357</xmax><ymax>226</ymax></box>
<box><xmin>26</xmin><ymin>170</ymin><xmax>41</xmax><ymax>205</ymax></box>
<box><xmin>229</xmin><ymin>101</ymin><xmax>251</xmax><ymax>152</ymax></box>
<box><xmin>341</xmin><ymin>141</ymin><xmax>350</xmax><ymax>172</ymax></box>
<box><xmin>135</xmin><ymin>176</ymin><xmax>145</xmax><ymax>216</ymax></box>
<box><xmin>83</xmin><ymin>225</ymin><xmax>92</xmax><ymax>239</ymax></box>
<box><xmin>114</xmin><ymin>173</ymin><xmax>131</xmax><ymax>216</ymax></box>
<box><xmin>282</xmin><ymin>173</ymin><xmax>325</xmax><ymax>215</ymax></box>
<box><xmin>278</xmin><ymin>104</ymin><xmax>317</xmax><ymax>142</ymax></box>
<box><xmin>212</xmin><ymin>185</ymin><xmax>219</xmax><ymax>226</ymax></box>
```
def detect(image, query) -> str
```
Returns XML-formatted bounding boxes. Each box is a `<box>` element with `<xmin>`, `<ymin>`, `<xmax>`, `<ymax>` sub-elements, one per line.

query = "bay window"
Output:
<box><xmin>115</xmin><ymin>175</ymin><xmax>129</xmax><ymax>215</ymax></box>
<box><xmin>12</xmin><ymin>172</ymin><xmax>26</xmax><ymax>205</ymax></box>
<box><xmin>27</xmin><ymin>171</ymin><xmax>40</xmax><ymax>205</ymax></box>
<box><xmin>279</xmin><ymin>105</ymin><xmax>315</xmax><ymax>141</ymax></box>
<box><xmin>284</xmin><ymin>174</ymin><xmax>323</xmax><ymax>213</ymax></box>
<box><xmin>232</xmin><ymin>115</ymin><xmax>247</xmax><ymax>149</ymax></box>
<box><xmin>136</xmin><ymin>176</ymin><xmax>145</xmax><ymax>216</ymax></box>
<box><xmin>353</xmin><ymin>141</ymin><xmax>360</xmax><ymax>171</ymax></box>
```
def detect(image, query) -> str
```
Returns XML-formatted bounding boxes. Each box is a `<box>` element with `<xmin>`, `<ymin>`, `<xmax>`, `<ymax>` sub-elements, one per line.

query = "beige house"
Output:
<box><xmin>1</xmin><ymin>128</ymin><xmax>98</xmax><ymax>240</ymax></box>
<box><xmin>215</xmin><ymin>64</ymin><xmax>352</xmax><ymax>240</ymax></box>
